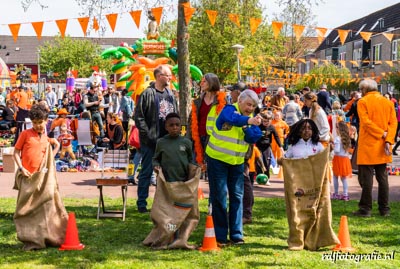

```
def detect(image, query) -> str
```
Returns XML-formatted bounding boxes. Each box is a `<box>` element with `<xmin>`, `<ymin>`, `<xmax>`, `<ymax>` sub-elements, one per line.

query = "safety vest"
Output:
<box><xmin>205</xmin><ymin>103</ymin><xmax>249</xmax><ymax>165</ymax></box>
<box><xmin>205</xmin><ymin>105</ymin><xmax>218</xmax><ymax>136</ymax></box>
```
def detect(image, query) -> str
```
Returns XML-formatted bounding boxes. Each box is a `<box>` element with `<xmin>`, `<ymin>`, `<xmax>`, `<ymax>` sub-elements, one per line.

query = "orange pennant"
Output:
<box><xmin>93</xmin><ymin>17</ymin><xmax>99</xmax><ymax>31</ymax></box>
<box><xmin>228</xmin><ymin>13</ymin><xmax>240</xmax><ymax>27</ymax></box>
<box><xmin>78</xmin><ymin>17</ymin><xmax>90</xmax><ymax>36</ymax></box>
<box><xmin>31</xmin><ymin>21</ymin><xmax>44</xmax><ymax>40</ymax></box>
<box><xmin>106</xmin><ymin>13</ymin><xmax>118</xmax><ymax>32</ymax></box>
<box><xmin>382</xmin><ymin>33</ymin><xmax>394</xmax><ymax>42</ymax></box>
<box><xmin>206</xmin><ymin>10</ymin><xmax>217</xmax><ymax>26</ymax></box>
<box><xmin>339</xmin><ymin>60</ymin><xmax>346</xmax><ymax>67</ymax></box>
<box><xmin>315</xmin><ymin>27</ymin><xmax>327</xmax><ymax>44</ymax></box>
<box><xmin>271</xmin><ymin>21</ymin><xmax>283</xmax><ymax>39</ymax></box>
<box><xmin>151</xmin><ymin>7</ymin><xmax>163</xmax><ymax>25</ymax></box>
<box><xmin>385</xmin><ymin>61</ymin><xmax>393</xmax><ymax>67</ymax></box>
<box><xmin>249</xmin><ymin>18</ymin><xmax>262</xmax><ymax>35</ymax></box>
<box><xmin>359</xmin><ymin>31</ymin><xmax>372</xmax><ymax>42</ymax></box>
<box><xmin>293</xmin><ymin>24</ymin><xmax>305</xmax><ymax>42</ymax></box>
<box><xmin>298</xmin><ymin>58</ymin><xmax>306</xmax><ymax>64</ymax></box>
<box><xmin>184</xmin><ymin>6</ymin><xmax>196</xmax><ymax>25</ymax></box>
<box><xmin>311</xmin><ymin>59</ymin><xmax>318</xmax><ymax>65</ymax></box>
<box><xmin>56</xmin><ymin>19</ymin><xmax>68</xmax><ymax>38</ymax></box>
<box><xmin>337</xmin><ymin>29</ymin><xmax>350</xmax><ymax>45</ymax></box>
<box><xmin>350</xmin><ymin>60</ymin><xmax>359</xmax><ymax>67</ymax></box>
<box><xmin>8</xmin><ymin>23</ymin><xmax>21</xmax><ymax>42</ymax></box>
<box><xmin>129</xmin><ymin>10</ymin><xmax>142</xmax><ymax>28</ymax></box>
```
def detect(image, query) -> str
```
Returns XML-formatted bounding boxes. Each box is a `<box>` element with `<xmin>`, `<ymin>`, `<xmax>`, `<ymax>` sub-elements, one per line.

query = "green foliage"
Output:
<box><xmin>1</xmin><ymin>197</ymin><xmax>399</xmax><ymax>268</ymax></box>
<box><xmin>386</xmin><ymin>69</ymin><xmax>400</xmax><ymax>95</ymax></box>
<box><xmin>38</xmin><ymin>36</ymin><xmax>112</xmax><ymax>79</ymax></box>
<box><xmin>188</xmin><ymin>0</ymin><xmax>277</xmax><ymax>84</ymax></box>
<box><xmin>295</xmin><ymin>63</ymin><xmax>358</xmax><ymax>91</ymax></box>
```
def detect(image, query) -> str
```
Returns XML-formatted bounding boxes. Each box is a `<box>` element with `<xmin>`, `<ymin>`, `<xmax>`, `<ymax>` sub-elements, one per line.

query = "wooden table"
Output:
<box><xmin>96</xmin><ymin>177</ymin><xmax>129</xmax><ymax>221</ymax></box>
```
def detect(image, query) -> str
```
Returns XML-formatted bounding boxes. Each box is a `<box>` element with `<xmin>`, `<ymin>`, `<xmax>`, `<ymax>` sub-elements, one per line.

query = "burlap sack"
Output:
<box><xmin>13</xmin><ymin>144</ymin><xmax>68</xmax><ymax>250</ymax></box>
<box><xmin>143</xmin><ymin>164</ymin><xmax>201</xmax><ymax>250</ymax></box>
<box><xmin>282</xmin><ymin>148</ymin><xmax>339</xmax><ymax>251</ymax></box>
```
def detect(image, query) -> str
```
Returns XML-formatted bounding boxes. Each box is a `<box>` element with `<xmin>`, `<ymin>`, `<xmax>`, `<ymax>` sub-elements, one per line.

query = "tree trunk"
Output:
<box><xmin>177</xmin><ymin>0</ymin><xmax>191</xmax><ymax>128</ymax></box>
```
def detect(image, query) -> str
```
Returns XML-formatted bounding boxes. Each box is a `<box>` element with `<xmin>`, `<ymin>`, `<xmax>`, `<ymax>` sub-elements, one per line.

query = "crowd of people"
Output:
<box><xmin>4</xmin><ymin>64</ymin><xmax>397</xmax><ymax>251</ymax></box>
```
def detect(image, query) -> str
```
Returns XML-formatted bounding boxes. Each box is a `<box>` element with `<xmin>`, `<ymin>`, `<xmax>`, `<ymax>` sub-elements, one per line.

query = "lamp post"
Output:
<box><xmin>231</xmin><ymin>44</ymin><xmax>244</xmax><ymax>82</ymax></box>
<box><xmin>37</xmin><ymin>49</ymin><xmax>41</xmax><ymax>98</ymax></box>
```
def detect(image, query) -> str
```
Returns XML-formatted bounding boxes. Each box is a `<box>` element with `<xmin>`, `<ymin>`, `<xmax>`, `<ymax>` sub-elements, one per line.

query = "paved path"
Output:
<box><xmin>1</xmin><ymin>170</ymin><xmax>399</xmax><ymax>202</ymax></box>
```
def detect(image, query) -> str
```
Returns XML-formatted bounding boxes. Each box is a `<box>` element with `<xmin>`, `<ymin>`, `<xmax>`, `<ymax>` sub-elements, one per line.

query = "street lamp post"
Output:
<box><xmin>231</xmin><ymin>44</ymin><xmax>244</xmax><ymax>82</ymax></box>
<box><xmin>37</xmin><ymin>49</ymin><xmax>41</xmax><ymax>98</ymax></box>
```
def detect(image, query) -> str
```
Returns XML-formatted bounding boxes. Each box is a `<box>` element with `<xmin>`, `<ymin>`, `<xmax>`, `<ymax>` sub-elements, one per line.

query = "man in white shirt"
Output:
<box><xmin>45</xmin><ymin>85</ymin><xmax>57</xmax><ymax>110</ymax></box>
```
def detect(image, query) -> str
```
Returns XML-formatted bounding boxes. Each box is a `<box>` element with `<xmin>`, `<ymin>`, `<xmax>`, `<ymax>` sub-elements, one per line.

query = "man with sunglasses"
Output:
<box><xmin>134</xmin><ymin>65</ymin><xmax>178</xmax><ymax>213</ymax></box>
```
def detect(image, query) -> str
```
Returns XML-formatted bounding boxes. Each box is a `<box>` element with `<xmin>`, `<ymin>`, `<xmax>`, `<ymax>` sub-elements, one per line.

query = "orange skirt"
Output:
<box><xmin>332</xmin><ymin>155</ymin><xmax>352</xmax><ymax>177</ymax></box>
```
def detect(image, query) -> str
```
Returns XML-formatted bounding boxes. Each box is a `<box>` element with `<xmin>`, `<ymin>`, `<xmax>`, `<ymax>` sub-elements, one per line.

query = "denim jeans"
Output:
<box><xmin>91</xmin><ymin>111</ymin><xmax>104</xmax><ymax>137</ymax></box>
<box><xmin>136</xmin><ymin>143</ymin><xmax>155</xmax><ymax>209</ymax></box>
<box><xmin>206</xmin><ymin>155</ymin><xmax>244</xmax><ymax>242</ymax></box>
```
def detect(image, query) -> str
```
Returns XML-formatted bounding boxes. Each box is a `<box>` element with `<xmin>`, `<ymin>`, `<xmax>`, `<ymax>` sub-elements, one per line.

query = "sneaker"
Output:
<box><xmin>138</xmin><ymin>207</ymin><xmax>149</xmax><ymax>213</ymax></box>
<box><xmin>331</xmin><ymin>193</ymin><xmax>340</xmax><ymax>200</ymax></box>
<box><xmin>352</xmin><ymin>210</ymin><xmax>371</xmax><ymax>217</ymax></box>
<box><xmin>266</xmin><ymin>181</ymin><xmax>271</xmax><ymax>186</ymax></box>
<box><xmin>231</xmin><ymin>238</ymin><xmax>245</xmax><ymax>245</ymax></box>
<box><xmin>380</xmin><ymin>211</ymin><xmax>390</xmax><ymax>217</ymax></box>
<box><xmin>128</xmin><ymin>180</ymin><xmax>137</xmax><ymax>186</ymax></box>
<box><xmin>217</xmin><ymin>240</ymin><xmax>231</xmax><ymax>248</ymax></box>
<box><xmin>341</xmin><ymin>194</ymin><xmax>349</xmax><ymax>201</ymax></box>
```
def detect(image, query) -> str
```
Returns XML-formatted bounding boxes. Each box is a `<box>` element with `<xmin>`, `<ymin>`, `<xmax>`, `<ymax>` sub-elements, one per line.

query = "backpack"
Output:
<box><xmin>128</xmin><ymin>125</ymin><xmax>140</xmax><ymax>149</ymax></box>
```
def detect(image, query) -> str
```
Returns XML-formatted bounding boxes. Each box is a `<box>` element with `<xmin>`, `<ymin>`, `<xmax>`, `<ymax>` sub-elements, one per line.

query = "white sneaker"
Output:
<box><xmin>266</xmin><ymin>182</ymin><xmax>271</xmax><ymax>186</ymax></box>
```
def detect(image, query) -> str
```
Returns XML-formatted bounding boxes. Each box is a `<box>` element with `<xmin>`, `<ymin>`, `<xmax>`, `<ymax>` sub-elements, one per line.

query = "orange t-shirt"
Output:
<box><xmin>248</xmin><ymin>146</ymin><xmax>262</xmax><ymax>173</ymax></box>
<box><xmin>15</xmin><ymin>128</ymin><xmax>49</xmax><ymax>173</ymax></box>
<box><xmin>15</xmin><ymin>91</ymin><xmax>29</xmax><ymax>110</ymax></box>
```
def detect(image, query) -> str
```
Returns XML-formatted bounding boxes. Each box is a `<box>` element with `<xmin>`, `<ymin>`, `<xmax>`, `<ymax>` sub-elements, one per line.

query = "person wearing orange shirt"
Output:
<box><xmin>14</xmin><ymin>86</ymin><xmax>30</xmax><ymax>144</ymax></box>
<box><xmin>353</xmin><ymin>79</ymin><xmax>397</xmax><ymax>218</ymax></box>
<box><xmin>271</xmin><ymin>111</ymin><xmax>289</xmax><ymax>159</ymax></box>
<box><xmin>50</xmin><ymin>108</ymin><xmax>70</xmax><ymax>139</ymax></box>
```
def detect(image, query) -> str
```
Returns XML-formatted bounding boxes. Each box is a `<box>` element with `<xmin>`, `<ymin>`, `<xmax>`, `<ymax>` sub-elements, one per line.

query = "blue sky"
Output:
<box><xmin>0</xmin><ymin>0</ymin><xmax>398</xmax><ymax>38</ymax></box>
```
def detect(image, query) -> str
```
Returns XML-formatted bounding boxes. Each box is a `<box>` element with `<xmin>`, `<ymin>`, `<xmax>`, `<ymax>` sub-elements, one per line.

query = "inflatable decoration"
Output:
<box><xmin>101</xmin><ymin>16</ymin><xmax>203</xmax><ymax>100</ymax></box>
<box><xmin>66</xmin><ymin>69</ymin><xmax>75</xmax><ymax>93</ymax></box>
<box><xmin>100</xmin><ymin>70</ymin><xmax>107</xmax><ymax>90</ymax></box>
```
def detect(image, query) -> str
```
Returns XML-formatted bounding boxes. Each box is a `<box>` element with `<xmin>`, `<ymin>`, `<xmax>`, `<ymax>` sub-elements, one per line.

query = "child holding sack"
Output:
<box><xmin>13</xmin><ymin>103</ymin><xmax>68</xmax><ymax>250</ymax></box>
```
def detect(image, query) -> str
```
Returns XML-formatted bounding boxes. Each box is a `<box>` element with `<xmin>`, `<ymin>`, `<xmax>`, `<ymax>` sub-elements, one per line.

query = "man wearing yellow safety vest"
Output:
<box><xmin>205</xmin><ymin>89</ymin><xmax>262</xmax><ymax>246</ymax></box>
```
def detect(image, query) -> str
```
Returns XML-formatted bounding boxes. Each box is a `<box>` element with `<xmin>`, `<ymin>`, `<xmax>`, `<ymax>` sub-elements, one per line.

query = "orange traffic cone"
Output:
<box><xmin>198</xmin><ymin>188</ymin><xmax>204</xmax><ymax>200</ymax></box>
<box><xmin>333</xmin><ymin>215</ymin><xmax>355</xmax><ymax>252</ymax></box>
<box><xmin>59</xmin><ymin>212</ymin><xmax>85</xmax><ymax>250</ymax></box>
<box><xmin>199</xmin><ymin>215</ymin><xmax>220</xmax><ymax>252</ymax></box>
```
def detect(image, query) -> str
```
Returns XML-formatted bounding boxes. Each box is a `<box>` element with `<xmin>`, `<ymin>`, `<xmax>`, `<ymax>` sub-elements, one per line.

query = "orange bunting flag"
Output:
<box><xmin>315</xmin><ymin>27</ymin><xmax>327</xmax><ymax>44</ymax></box>
<box><xmin>129</xmin><ymin>10</ymin><xmax>142</xmax><ymax>28</ymax></box>
<box><xmin>311</xmin><ymin>59</ymin><xmax>318</xmax><ymax>65</ymax></box>
<box><xmin>350</xmin><ymin>60</ymin><xmax>359</xmax><ymax>67</ymax></box>
<box><xmin>271</xmin><ymin>21</ymin><xmax>283</xmax><ymax>39</ymax></box>
<box><xmin>298</xmin><ymin>58</ymin><xmax>306</xmax><ymax>64</ymax></box>
<box><xmin>322</xmin><ymin>60</ymin><xmax>329</xmax><ymax>65</ymax></box>
<box><xmin>106</xmin><ymin>13</ymin><xmax>118</xmax><ymax>32</ymax></box>
<box><xmin>8</xmin><ymin>24</ymin><xmax>21</xmax><ymax>42</ymax></box>
<box><xmin>293</xmin><ymin>24</ymin><xmax>305</xmax><ymax>42</ymax></box>
<box><xmin>359</xmin><ymin>31</ymin><xmax>372</xmax><ymax>42</ymax></box>
<box><xmin>93</xmin><ymin>17</ymin><xmax>100</xmax><ymax>31</ymax></box>
<box><xmin>183</xmin><ymin>6</ymin><xmax>196</xmax><ymax>25</ymax></box>
<box><xmin>56</xmin><ymin>19</ymin><xmax>68</xmax><ymax>38</ymax></box>
<box><xmin>228</xmin><ymin>13</ymin><xmax>240</xmax><ymax>27</ymax></box>
<box><xmin>77</xmin><ymin>17</ymin><xmax>89</xmax><ymax>36</ymax></box>
<box><xmin>385</xmin><ymin>61</ymin><xmax>393</xmax><ymax>67</ymax></box>
<box><xmin>31</xmin><ymin>21</ymin><xmax>44</xmax><ymax>40</ymax></box>
<box><xmin>249</xmin><ymin>18</ymin><xmax>262</xmax><ymax>35</ymax></box>
<box><xmin>382</xmin><ymin>32</ymin><xmax>394</xmax><ymax>42</ymax></box>
<box><xmin>151</xmin><ymin>7</ymin><xmax>163</xmax><ymax>25</ymax></box>
<box><xmin>339</xmin><ymin>60</ymin><xmax>346</xmax><ymax>67</ymax></box>
<box><xmin>206</xmin><ymin>10</ymin><xmax>217</xmax><ymax>26</ymax></box>
<box><xmin>337</xmin><ymin>29</ymin><xmax>350</xmax><ymax>45</ymax></box>
<box><xmin>71</xmin><ymin>69</ymin><xmax>78</xmax><ymax>78</ymax></box>
<box><xmin>91</xmin><ymin>66</ymin><xmax>99</xmax><ymax>72</ymax></box>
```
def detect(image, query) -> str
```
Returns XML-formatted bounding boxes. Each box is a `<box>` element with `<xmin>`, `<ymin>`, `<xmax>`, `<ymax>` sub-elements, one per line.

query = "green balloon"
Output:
<box><xmin>256</xmin><ymin>174</ymin><xmax>269</xmax><ymax>185</ymax></box>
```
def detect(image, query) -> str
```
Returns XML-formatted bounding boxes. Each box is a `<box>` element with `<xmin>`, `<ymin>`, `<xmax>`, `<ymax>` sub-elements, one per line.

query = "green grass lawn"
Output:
<box><xmin>0</xmin><ymin>197</ymin><xmax>398</xmax><ymax>269</ymax></box>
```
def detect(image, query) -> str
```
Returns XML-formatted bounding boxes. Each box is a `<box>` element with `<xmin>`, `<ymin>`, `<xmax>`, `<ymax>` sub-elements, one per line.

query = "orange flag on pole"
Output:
<box><xmin>249</xmin><ymin>18</ymin><xmax>262</xmax><ymax>35</ymax></box>
<box><xmin>106</xmin><ymin>13</ymin><xmax>118</xmax><ymax>32</ymax></box>
<box><xmin>293</xmin><ymin>24</ymin><xmax>305</xmax><ymax>41</ymax></box>
<box><xmin>360</xmin><ymin>31</ymin><xmax>372</xmax><ymax>42</ymax></box>
<box><xmin>228</xmin><ymin>14</ymin><xmax>240</xmax><ymax>27</ymax></box>
<box><xmin>206</xmin><ymin>10</ymin><xmax>217</xmax><ymax>26</ymax></box>
<box><xmin>151</xmin><ymin>7</ymin><xmax>163</xmax><ymax>25</ymax></box>
<box><xmin>31</xmin><ymin>21</ymin><xmax>44</xmax><ymax>40</ymax></box>
<box><xmin>129</xmin><ymin>10</ymin><xmax>142</xmax><ymax>28</ymax></box>
<box><xmin>183</xmin><ymin>6</ymin><xmax>196</xmax><ymax>25</ymax></box>
<box><xmin>271</xmin><ymin>21</ymin><xmax>283</xmax><ymax>39</ymax></box>
<box><xmin>8</xmin><ymin>24</ymin><xmax>21</xmax><ymax>42</ymax></box>
<box><xmin>77</xmin><ymin>17</ymin><xmax>89</xmax><ymax>36</ymax></box>
<box><xmin>56</xmin><ymin>19</ymin><xmax>68</xmax><ymax>38</ymax></box>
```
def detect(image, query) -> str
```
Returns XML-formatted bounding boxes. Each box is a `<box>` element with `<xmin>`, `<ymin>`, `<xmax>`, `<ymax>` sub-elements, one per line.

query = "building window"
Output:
<box><xmin>339</xmin><ymin>52</ymin><xmax>346</xmax><ymax>61</ymax></box>
<box><xmin>392</xmin><ymin>39</ymin><xmax>400</xmax><ymax>61</ymax></box>
<box><xmin>306</xmin><ymin>61</ymin><xmax>310</xmax><ymax>73</ymax></box>
<box><xmin>326</xmin><ymin>55</ymin><xmax>332</xmax><ymax>62</ymax></box>
<box><xmin>373</xmin><ymin>44</ymin><xmax>382</xmax><ymax>63</ymax></box>
<box><xmin>352</xmin><ymin>47</ymin><xmax>362</xmax><ymax>67</ymax></box>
